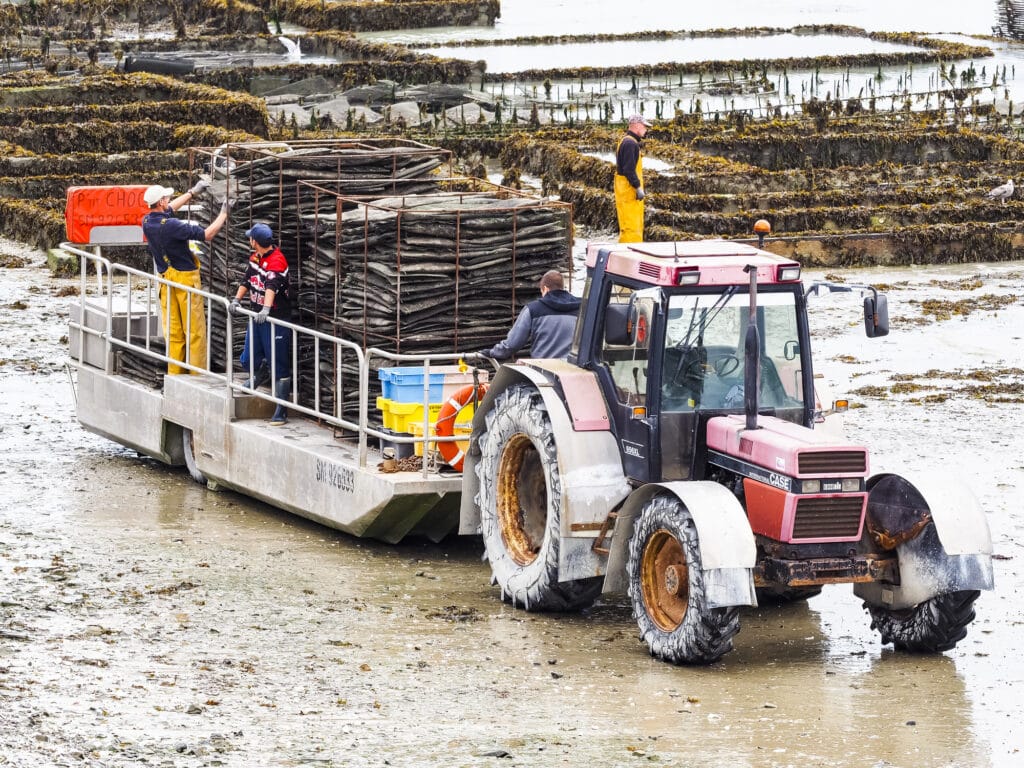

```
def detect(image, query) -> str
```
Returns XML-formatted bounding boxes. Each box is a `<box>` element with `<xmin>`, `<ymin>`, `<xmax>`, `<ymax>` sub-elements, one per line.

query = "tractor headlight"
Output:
<box><xmin>801</xmin><ymin>479</ymin><xmax>821</xmax><ymax>493</ymax></box>
<box><xmin>676</xmin><ymin>267</ymin><xmax>700</xmax><ymax>285</ymax></box>
<box><xmin>841</xmin><ymin>478</ymin><xmax>861</xmax><ymax>492</ymax></box>
<box><xmin>777</xmin><ymin>264</ymin><xmax>801</xmax><ymax>282</ymax></box>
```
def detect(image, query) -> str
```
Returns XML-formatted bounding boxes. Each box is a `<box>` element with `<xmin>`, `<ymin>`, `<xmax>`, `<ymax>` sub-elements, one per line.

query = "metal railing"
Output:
<box><xmin>64</xmin><ymin>243</ymin><xmax>479</xmax><ymax>476</ymax></box>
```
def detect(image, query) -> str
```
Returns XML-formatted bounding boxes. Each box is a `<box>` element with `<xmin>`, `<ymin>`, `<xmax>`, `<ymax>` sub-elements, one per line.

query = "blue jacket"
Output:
<box><xmin>486</xmin><ymin>289</ymin><xmax>581</xmax><ymax>360</ymax></box>
<box><xmin>142</xmin><ymin>209</ymin><xmax>207</xmax><ymax>274</ymax></box>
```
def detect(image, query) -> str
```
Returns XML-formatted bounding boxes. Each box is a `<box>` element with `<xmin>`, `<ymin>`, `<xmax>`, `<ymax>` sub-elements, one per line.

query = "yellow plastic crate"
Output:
<box><xmin>408</xmin><ymin>420</ymin><xmax>473</xmax><ymax>457</ymax></box>
<box><xmin>376</xmin><ymin>396</ymin><xmax>444</xmax><ymax>433</ymax></box>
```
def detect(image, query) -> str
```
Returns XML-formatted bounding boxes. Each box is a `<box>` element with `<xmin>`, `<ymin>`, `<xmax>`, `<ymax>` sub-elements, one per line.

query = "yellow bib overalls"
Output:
<box><xmin>614</xmin><ymin>134</ymin><xmax>644</xmax><ymax>243</ymax></box>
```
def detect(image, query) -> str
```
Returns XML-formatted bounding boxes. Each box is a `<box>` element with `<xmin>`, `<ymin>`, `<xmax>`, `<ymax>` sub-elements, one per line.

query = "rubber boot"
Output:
<box><xmin>269</xmin><ymin>377</ymin><xmax>291</xmax><ymax>426</ymax></box>
<box><xmin>243</xmin><ymin>363</ymin><xmax>270</xmax><ymax>390</ymax></box>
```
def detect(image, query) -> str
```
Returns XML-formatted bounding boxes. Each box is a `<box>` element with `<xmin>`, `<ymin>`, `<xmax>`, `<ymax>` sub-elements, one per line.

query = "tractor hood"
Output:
<box><xmin>706</xmin><ymin>414</ymin><xmax>869</xmax><ymax>480</ymax></box>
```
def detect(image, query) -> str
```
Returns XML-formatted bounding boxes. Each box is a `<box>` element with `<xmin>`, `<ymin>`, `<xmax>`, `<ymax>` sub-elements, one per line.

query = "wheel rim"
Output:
<box><xmin>496</xmin><ymin>433</ymin><xmax>547</xmax><ymax>566</ymax></box>
<box><xmin>640</xmin><ymin>528</ymin><xmax>689</xmax><ymax>631</ymax></box>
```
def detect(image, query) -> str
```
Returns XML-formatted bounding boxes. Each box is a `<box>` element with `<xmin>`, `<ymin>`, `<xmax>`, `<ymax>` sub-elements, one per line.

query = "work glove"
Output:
<box><xmin>483</xmin><ymin>348</ymin><xmax>513</xmax><ymax>363</ymax></box>
<box><xmin>189</xmin><ymin>179</ymin><xmax>211</xmax><ymax>197</ymax></box>
<box><xmin>228</xmin><ymin>298</ymin><xmax>241</xmax><ymax>316</ymax></box>
<box><xmin>254</xmin><ymin>305</ymin><xmax>271</xmax><ymax>324</ymax></box>
<box><xmin>220</xmin><ymin>197</ymin><xmax>234</xmax><ymax>216</ymax></box>
<box><xmin>636</xmin><ymin>187</ymin><xmax>646</xmax><ymax>201</ymax></box>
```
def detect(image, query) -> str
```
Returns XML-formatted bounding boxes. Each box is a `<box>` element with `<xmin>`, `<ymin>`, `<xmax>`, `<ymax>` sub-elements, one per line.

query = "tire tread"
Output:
<box><xmin>476</xmin><ymin>385</ymin><xmax>602</xmax><ymax>613</ymax></box>
<box><xmin>866</xmin><ymin>589</ymin><xmax>979</xmax><ymax>653</ymax></box>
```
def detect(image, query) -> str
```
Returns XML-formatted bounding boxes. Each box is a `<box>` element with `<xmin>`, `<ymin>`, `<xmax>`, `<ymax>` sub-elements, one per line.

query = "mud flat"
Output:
<box><xmin>1</xmin><ymin>235</ymin><xmax>1021</xmax><ymax>766</ymax></box>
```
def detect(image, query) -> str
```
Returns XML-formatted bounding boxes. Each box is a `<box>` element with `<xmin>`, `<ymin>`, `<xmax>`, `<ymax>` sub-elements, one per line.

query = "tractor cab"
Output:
<box><xmin>569</xmin><ymin>240</ymin><xmax>882</xmax><ymax>484</ymax></box>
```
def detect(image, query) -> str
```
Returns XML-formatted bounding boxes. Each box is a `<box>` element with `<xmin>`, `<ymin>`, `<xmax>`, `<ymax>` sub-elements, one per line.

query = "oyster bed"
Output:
<box><xmin>0</xmin><ymin>4</ymin><xmax>1020</xmax><ymax>266</ymax></box>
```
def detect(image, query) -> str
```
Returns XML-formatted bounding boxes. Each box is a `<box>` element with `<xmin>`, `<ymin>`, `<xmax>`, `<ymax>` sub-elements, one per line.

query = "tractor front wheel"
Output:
<box><xmin>476</xmin><ymin>384</ymin><xmax>602</xmax><ymax>612</ymax></box>
<box><xmin>865</xmin><ymin>590</ymin><xmax>979</xmax><ymax>653</ymax></box>
<box><xmin>627</xmin><ymin>494</ymin><xmax>740</xmax><ymax>664</ymax></box>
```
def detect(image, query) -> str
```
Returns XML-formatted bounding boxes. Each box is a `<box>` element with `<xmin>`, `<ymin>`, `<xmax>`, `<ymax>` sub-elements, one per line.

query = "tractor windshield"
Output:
<box><xmin>661</xmin><ymin>290</ymin><xmax>806</xmax><ymax>414</ymax></box>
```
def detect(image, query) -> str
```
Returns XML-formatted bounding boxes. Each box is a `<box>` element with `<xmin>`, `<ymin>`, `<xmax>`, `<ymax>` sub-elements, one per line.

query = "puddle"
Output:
<box><xmin>582</xmin><ymin>150</ymin><xmax>674</xmax><ymax>174</ymax></box>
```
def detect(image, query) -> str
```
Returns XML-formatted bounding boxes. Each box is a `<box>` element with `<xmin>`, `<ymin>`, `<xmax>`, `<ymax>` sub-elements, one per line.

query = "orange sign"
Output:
<box><xmin>65</xmin><ymin>185</ymin><xmax>151</xmax><ymax>245</ymax></box>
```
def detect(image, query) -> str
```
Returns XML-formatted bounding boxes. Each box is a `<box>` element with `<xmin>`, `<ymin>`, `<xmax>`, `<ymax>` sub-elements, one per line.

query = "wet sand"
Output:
<box><xmin>1</xmin><ymin>242</ymin><xmax>1022</xmax><ymax>766</ymax></box>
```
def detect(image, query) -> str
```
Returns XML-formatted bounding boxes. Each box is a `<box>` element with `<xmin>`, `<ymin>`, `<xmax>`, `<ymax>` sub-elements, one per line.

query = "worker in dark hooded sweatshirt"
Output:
<box><xmin>482</xmin><ymin>270</ymin><xmax>580</xmax><ymax>361</ymax></box>
<box><xmin>614</xmin><ymin>113</ymin><xmax>652</xmax><ymax>243</ymax></box>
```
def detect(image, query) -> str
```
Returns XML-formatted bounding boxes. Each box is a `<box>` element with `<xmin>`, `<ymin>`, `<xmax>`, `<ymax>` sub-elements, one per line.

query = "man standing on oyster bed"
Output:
<box><xmin>614</xmin><ymin>113</ymin><xmax>651</xmax><ymax>243</ymax></box>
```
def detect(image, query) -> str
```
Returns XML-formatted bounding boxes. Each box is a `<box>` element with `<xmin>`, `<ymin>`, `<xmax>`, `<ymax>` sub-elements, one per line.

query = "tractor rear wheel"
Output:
<box><xmin>475</xmin><ymin>384</ymin><xmax>603</xmax><ymax>611</ymax></box>
<box><xmin>627</xmin><ymin>494</ymin><xmax>740</xmax><ymax>664</ymax></box>
<box><xmin>865</xmin><ymin>590</ymin><xmax>980</xmax><ymax>653</ymax></box>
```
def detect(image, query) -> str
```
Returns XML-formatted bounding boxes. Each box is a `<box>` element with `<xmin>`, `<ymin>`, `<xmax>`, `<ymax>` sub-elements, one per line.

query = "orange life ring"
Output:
<box><xmin>435</xmin><ymin>383</ymin><xmax>487</xmax><ymax>471</ymax></box>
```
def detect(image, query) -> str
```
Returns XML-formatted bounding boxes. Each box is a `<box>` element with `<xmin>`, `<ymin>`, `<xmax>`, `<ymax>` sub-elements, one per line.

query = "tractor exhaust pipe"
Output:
<box><xmin>743</xmin><ymin>265</ymin><xmax>761</xmax><ymax>431</ymax></box>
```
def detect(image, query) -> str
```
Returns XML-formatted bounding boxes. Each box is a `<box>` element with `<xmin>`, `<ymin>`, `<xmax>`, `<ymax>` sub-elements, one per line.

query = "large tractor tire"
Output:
<box><xmin>865</xmin><ymin>590</ymin><xmax>980</xmax><ymax>653</ymax></box>
<box><xmin>860</xmin><ymin>474</ymin><xmax>985</xmax><ymax>653</ymax></box>
<box><xmin>475</xmin><ymin>384</ymin><xmax>603</xmax><ymax>611</ymax></box>
<box><xmin>627</xmin><ymin>494</ymin><xmax>740</xmax><ymax>664</ymax></box>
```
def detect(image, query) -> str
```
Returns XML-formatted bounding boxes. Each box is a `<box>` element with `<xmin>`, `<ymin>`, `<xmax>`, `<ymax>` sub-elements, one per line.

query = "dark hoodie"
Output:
<box><xmin>485</xmin><ymin>289</ymin><xmax>582</xmax><ymax>360</ymax></box>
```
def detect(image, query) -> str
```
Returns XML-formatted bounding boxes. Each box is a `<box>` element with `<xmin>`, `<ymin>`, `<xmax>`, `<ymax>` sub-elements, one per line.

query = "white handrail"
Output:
<box><xmin>63</xmin><ymin>243</ymin><xmax>483</xmax><ymax>474</ymax></box>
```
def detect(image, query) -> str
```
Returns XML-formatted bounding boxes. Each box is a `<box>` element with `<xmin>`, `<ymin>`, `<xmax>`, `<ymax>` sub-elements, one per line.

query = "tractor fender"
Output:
<box><xmin>604</xmin><ymin>481</ymin><xmax>757</xmax><ymax>609</ymax></box>
<box><xmin>867</xmin><ymin>471</ymin><xmax>993</xmax><ymax>556</ymax></box>
<box><xmin>855</xmin><ymin>471</ymin><xmax>994</xmax><ymax>610</ymax></box>
<box><xmin>459</xmin><ymin>364</ymin><xmax>631</xmax><ymax>580</ymax></box>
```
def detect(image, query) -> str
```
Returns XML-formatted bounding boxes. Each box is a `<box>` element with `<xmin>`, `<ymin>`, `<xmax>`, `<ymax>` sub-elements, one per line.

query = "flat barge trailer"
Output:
<box><xmin>68</xmin><ymin>246</ymin><xmax>467</xmax><ymax>544</ymax></box>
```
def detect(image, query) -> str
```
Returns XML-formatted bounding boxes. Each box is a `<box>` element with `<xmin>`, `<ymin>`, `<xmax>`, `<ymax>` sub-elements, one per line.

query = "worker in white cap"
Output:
<box><xmin>141</xmin><ymin>180</ymin><xmax>230</xmax><ymax>374</ymax></box>
<box><xmin>614</xmin><ymin>113</ymin><xmax>652</xmax><ymax>243</ymax></box>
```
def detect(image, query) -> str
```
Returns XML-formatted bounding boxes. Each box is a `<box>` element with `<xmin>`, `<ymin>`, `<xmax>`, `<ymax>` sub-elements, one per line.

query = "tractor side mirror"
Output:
<box><xmin>784</xmin><ymin>339</ymin><xmax>799</xmax><ymax>360</ymax></box>
<box><xmin>604</xmin><ymin>303</ymin><xmax>631</xmax><ymax>345</ymax></box>
<box><xmin>864</xmin><ymin>293</ymin><xmax>889</xmax><ymax>337</ymax></box>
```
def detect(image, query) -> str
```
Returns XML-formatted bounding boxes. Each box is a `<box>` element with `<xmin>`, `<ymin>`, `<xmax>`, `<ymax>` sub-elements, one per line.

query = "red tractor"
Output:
<box><xmin>459</xmin><ymin>238</ymin><xmax>994</xmax><ymax>664</ymax></box>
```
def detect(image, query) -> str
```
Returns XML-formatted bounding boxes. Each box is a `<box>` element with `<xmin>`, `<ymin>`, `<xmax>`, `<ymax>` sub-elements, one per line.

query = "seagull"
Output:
<box><xmin>986</xmin><ymin>178</ymin><xmax>1014</xmax><ymax>204</ymax></box>
<box><xmin>279</xmin><ymin>36</ymin><xmax>301</xmax><ymax>64</ymax></box>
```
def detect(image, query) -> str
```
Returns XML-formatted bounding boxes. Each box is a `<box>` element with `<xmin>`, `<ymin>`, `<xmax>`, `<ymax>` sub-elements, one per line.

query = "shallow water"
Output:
<box><xmin>421</xmin><ymin>33</ymin><xmax>923</xmax><ymax>74</ymax></box>
<box><xmin>360</xmin><ymin>0</ymin><xmax>997</xmax><ymax>44</ymax></box>
<box><xmin>1</xmin><ymin>237</ymin><xmax>1022</xmax><ymax>766</ymax></box>
<box><xmin>364</xmin><ymin>2</ymin><xmax>1023</xmax><ymax>123</ymax></box>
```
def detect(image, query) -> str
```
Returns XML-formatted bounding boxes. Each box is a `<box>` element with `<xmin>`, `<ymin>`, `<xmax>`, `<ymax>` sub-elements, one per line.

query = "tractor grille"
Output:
<box><xmin>797</xmin><ymin>450</ymin><xmax>867</xmax><ymax>474</ymax></box>
<box><xmin>792</xmin><ymin>496</ymin><xmax>865</xmax><ymax>539</ymax></box>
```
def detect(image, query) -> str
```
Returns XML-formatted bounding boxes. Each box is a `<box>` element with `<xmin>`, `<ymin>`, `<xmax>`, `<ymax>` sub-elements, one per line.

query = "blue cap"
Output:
<box><xmin>246</xmin><ymin>222</ymin><xmax>274</xmax><ymax>247</ymax></box>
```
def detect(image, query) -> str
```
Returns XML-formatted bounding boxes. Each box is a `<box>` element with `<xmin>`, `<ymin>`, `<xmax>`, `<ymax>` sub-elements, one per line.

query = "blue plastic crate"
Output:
<box><xmin>378</xmin><ymin>365</ymin><xmax>485</xmax><ymax>403</ymax></box>
<box><xmin>378</xmin><ymin>366</ymin><xmax>446</xmax><ymax>403</ymax></box>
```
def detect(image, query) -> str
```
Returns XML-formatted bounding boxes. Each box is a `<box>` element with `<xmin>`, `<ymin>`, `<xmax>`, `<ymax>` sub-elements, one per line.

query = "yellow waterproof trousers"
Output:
<box><xmin>614</xmin><ymin>136</ymin><xmax>645</xmax><ymax>243</ymax></box>
<box><xmin>159</xmin><ymin>266</ymin><xmax>206</xmax><ymax>375</ymax></box>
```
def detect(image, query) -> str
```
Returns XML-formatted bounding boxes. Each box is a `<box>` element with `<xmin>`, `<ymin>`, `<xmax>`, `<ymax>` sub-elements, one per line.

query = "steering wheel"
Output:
<box><xmin>710</xmin><ymin>354</ymin><xmax>740</xmax><ymax>378</ymax></box>
<box><xmin>671</xmin><ymin>350</ymin><xmax>737</xmax><ymax>382</ymax></box>
<box><xmin>675</xmin><ymin>354</ymin><xmax>740</xmax><ymax>384</ymax></box>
